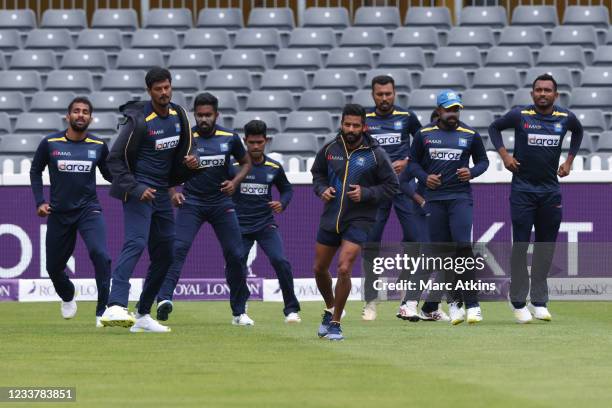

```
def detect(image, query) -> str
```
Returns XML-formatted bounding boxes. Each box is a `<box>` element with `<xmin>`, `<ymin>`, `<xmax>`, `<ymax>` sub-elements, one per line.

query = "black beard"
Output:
<box><xmin>70</xmin><ymin>121</ymin><xmax>88</xmax><ymax>132</ymax></box>
<box><xmin>343</xmin><ymin>132</ymin><xmax>360</xmax><ymax>145</ymax></box>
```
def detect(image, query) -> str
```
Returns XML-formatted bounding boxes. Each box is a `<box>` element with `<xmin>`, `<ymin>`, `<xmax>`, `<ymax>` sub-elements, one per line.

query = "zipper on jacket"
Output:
<box><xmin>335</xmin><ymin>138</ymin><xmax>368</xmax><ymax>233</ymax></box>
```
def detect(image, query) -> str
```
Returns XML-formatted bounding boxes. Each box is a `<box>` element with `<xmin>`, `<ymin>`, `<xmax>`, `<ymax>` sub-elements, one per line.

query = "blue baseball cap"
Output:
<box><xmin>436</xmin><ymin>89</ymin><xmax>463</xmax><ymax>109</ymax></box>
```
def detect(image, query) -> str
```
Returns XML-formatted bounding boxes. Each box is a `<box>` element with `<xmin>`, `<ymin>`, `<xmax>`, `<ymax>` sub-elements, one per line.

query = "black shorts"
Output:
<box><xmin>316</xmin><ymin>224</ymin><xmax>371</xmax><ymax>247</ymax></box>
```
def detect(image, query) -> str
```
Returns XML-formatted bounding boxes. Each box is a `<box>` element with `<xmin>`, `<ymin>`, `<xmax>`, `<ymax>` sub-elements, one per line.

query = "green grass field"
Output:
<box><xmin>2</xmin><ymin>301</ymin><xmax>611</xmax><ymax>408</ymax></box>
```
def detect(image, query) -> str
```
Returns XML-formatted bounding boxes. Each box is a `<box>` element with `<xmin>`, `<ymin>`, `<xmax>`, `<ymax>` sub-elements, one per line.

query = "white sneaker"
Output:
<box><xmin>467</xmin><ymin>306</ymin><xmax>483</xmax><ymax>324</ymax></box>
<box><xmin>528</xmin><ymin>303</ymin><xmax>552</xmax><ymax>321</ymax></box>
<box><xmin>100</xmin><ymin>305</ymin><xmax>136</xmax><ymax>328</ymax></box>
<box><xmin>449</xmin><ymin>302</ymin><xmax>466</xmax><ymax>325</ymax></box>
<box><xmin>130</xmin><ymin>314</ymin><xmax>171</xmax><ymax>333</ymax></box>
<box><xmin>96</xmin><ymin>317</ymin><xmax>103</xmax><ymax>328</ymax></box>
<box><xmin>61</xmin><ymin>299</ymin><xmax>77</xmax><ymax>319</ymax></box>
<box><xmin>361</xmin><ymin>301</ymin><xmax>377</xmax><ymax>321</ymax></box>
<box><xmin>512</xmin><ymin>306</ymin><xmax>533</xmax><ymax>324</ymax></box>
<box><xmin>419</xmin><ymin>305</ymin><xmax>451</xmax><ymax>322</ymax></box>
<box><xmin>232</xmin><ymin>314</ymin><xmax>255</xmax><ymax>326</ymax></box>
<box><xmin>285</xmin><ymin>312</ymin><xmax>301</xmax><ymax>324</ymax></box>
<box><xmin>397</xmin><ymin>301</ymin><xmax>419</xmax><ymax>322</ymax></box>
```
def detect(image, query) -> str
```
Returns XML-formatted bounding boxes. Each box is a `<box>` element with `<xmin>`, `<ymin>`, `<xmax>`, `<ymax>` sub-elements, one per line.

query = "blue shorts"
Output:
<box><xmin>316</xmin><ymin>224</ymin><xmax>371</xmax><ymax>247</ymax></box>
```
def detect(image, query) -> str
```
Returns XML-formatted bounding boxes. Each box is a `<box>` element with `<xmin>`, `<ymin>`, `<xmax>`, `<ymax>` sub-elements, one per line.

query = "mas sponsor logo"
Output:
<box><xmin>155</xmin><ymin>135</ymin><xmax>179</xmax><ymax>151</ymax></box>
<box><xmin>372</xmin><ymin>133</ymin><xmax>401</xmax><ymax>146</ymax></box>
<box><xmin>240</xmin><ymin>183</ymin><xmax>269</xmax><ymax>195</ymax></box>
<box><xmin>425</xmin><ymin>138</ymin><xmax>442</xmax><ymax>145</ymax></box>
<box><xmin>524</xmin><ymin>123</ymin><xmax>542</xmax><ymax>130</ymax></box>
<box><xmin>148</xmin><ymin>129</ymin><xmax>165</xmax><ymax>136</ymax></box>
<box><xmin>51</xmin><ymin>150</ymin><xmax>71</xmax><ymax>157</ymax></box>
<box><xmin>327</xmin><ymin>154</ymin><xmax>344</xmax><ymax>161</ymax></box>
<box><xmin>528</xmin><ymin>133</ymin><xmax>560</xmax><ymax>147</ymax></box>
<box><xmin>57</xmin><ymin>160</ymin><xmax>92</xmax><ymax>173</ymax></box>
<box><xmin>429</xmin><ymin>148</ymin><xmax>462</xmax><ymax>161</ymax></box>
<box><xmin>199</xmin><ymin>154</ymin><xmax>225</xmax><ymax>168</ymax></box>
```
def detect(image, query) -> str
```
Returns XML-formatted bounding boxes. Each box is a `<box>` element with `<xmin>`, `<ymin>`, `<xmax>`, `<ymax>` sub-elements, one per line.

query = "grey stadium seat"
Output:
<box><xmin>209</xmin><ymin>91</ymin><xmax>240</xmax><ymax>114</ymax></box>
<box><xmin>592</xmin><ymin>46</ymin><xmax>612</xmax><ymax>66</ymax></box>
<box><xmin>462</xmin><ymin>110</ymin><xmax>496</xmax><ymax>134</ymax></box>
<box><xmin>447</xmin><ymin>27</ymin><xmax>495</xmax><ymax>48</ymax></box>
<box><xmin>354</xmin><ymin>7</ymin><xmax>401</xmax><ymax>29</ymax></box>
<box><xmin>570</xmin><ymin>88</ymin><xmax>612</xmax><ymax>109</ymax></box>
<box><xmin>116</xmin><ymin>49</ymin><xmax>164</xmax><ymax>70</ymax></box>
<box><xmin>562</xmin><ymin>133</ymin><xmax>591</xmax><ymax>155</ymax></box>
<box><xmin>339</xmin><ymin>27</ymin><xmax>387</xmax><ymax>49</ymax></box>
<box><xmin>247</xmin><ymin>8</ymin><xmax>294</xmax><ymax>30</ymax></box>
<box><xmin>9</xmin><ymin>50</ymin><xmax>55</xmax><ymax>71</ymax></box>
<box><xmin>203</xmin><ymin>70</ymin><xmax>252</xmax><ymax>93</ymax></box>
<box><xmin>130</xmin><ymin>29</ymin><xmax>179</xmax><ymax>50</ymax></box>
<box><xmin>312</xmin><ymin>69</ymin><xmax>361</xmax><ymax>92</ymax></box>
<box><xmin>0</xmin><ymin>9</ymin><xmax>36</xmax><ymax>31</ymax></box>
<box><xmin>325</xmin><ymin>48</ymin><xmax>373</xmax><ymax>70</ymax></box>
<box><xmin>405</xmin><ymin>7</ymin><xmax>452</xmax><ymax>30</ymax></box>
<box><xmin>273</xmin><ymin>48</ymin><xmax>322</xmax><ymax>70</ymax></box>
<box><xmin>297</xmin><ymin>90</ymin><xmax>346</xmax><ymax>113</ymax></box>
<box><xmin>572</xmin><ymin>110</ymin><xmax>607</xmax><ymax>133</ymax></box>
<box><xmin>246</xmin><ymin>91</ymin><xmax>294</xmax><ymax>113</ymax></box>
<box><xmin>419</xmin><ymin>68</ymin><xmax>469</xmax><ymax>90</ymax></box>
<box><xmin>170</xmin><ymin>70</ymin><xmax>201</xmax><ymax>93</ymax></box>
<box><xmin>0</xmin><ymin>71</ymin><xmax>41</xmax><ymax>92</ymax></box>
<box><xmin>183</xmin><ymin>28</ymin><xmax>230</xmax><ymax>51</ymax></box>
<box><xmin>460</xmin><ymin>6</ymin><xmax>507</xmax><ymax>28</ymax></box>
<box><xmin>89</xmin><ymin>113</ymin><xmax>120</xmax><ymax>136</ymax></box>
<box><xmin>100</xmin><ymin>70</ymin><xmax>146</xmax><ymax>92</ymax></box>
<box><xmin>0</xmin><ymin>91</ymin><xmax>26</xmax><ymax>114</ymax></box>
<box><xmin>234</xmin><ymin>28</ymin><xmax>281</xmax><ymax>51</ymax></box>
<box><xmin>391</xmin><ymin>27</ymin><xmax>439</xmax><ymax>49</ymax></box>
<box><xmin>511</xmin><ymin>88</ymin><xmax>535</xmax><ymax>108</ymax></box>
<box><xmin>144</xmin><ymin>9</ymin><xmax>193</xmax><ymax>30</ymax></box>
<box><xmin>233</xmin><ymin>111</ymin><xmax>281</xmax><ymax>134</ymax></box>
<box><xmin>536</xmin><ymin>46</ymin><xmax>585</xmax><ymax>69</ymax></box>
<box><xmin>511</xmin><ymin>6</ymin><xmax>558</xmax><ymax>28</ymax></box>
<box><xmin>76</xmin><ymin>29</ymin><xmax>123</xmax><ymax>51</ymax></box>
<box><xmin>30</xmin><ymin>91</ymin><xmax>77</xmax><ymax>112</ymax></box>
<box><xmin>0</xmin><ymin>30</ymin><xmax>21</xmax><ymax>51</ymax></box>
<box><xmin>15</xmin><ymin>113</ymin><xmax>62</xmax><ymax>134</ymax></box>
<box><xmin>595</xmin><ymin>132</ymin><xmax>612</xmax><ymax>152</ymax></box>
<box><xmin>269</xmin><ymin>134</ymin><xmax>319</xmax><ymax>156</ymax></box>
<box><xmin>550</xmin><ymin>26</ymin><xmax>598</xmax><ymax>49</ymax></box>
<box><xmin>525</xmin><ymin>67</ymin><xmax>574</xmax><ymax>91</ymax></box>
<box><xmin>260</xmin><ymin>70</ymin><xmax>308</xmax><ymax>92</ymax></box>
<box><xmin>218</xmin><ymin>49</ymin><xmax>267</xmax><ymax>71</ymax></box>
<box><xmin>405</xmin><ymin>89</ymin><xmax>441</xmax><ymax>110</ymax></box>
<box><xmin>463</xmin><ymin>89</ymin><xmax>508</xmax><ymax>111</ymax></box>
<box><xmin>0</xmin><ymin>135</ymin><xmax>43</xmax><ymax>154</ymax></box>
<box><xmin>350</xmin><ymin>90</ymin><xmax>379</xmax><ymax>109</ymax></box>
<box><xmin>580</xmin><ymin>67</ymin><xmax>612</xmax><ymax>88</ymax></box>
<box><xmin>25</xmin><ymin>29</ymin><xmax>72</xmax><ymax>51</ymax></box>
<box><xmin>563</xmin><ymin>6</ymin><xmax>610</xmax><ymax>28</ymax></box>
<box><xmin>302</xmin><ymin>7</ymin><xmax>349</xmax><ymax>30</ymax></box>
<box><xmin>433</xmin><ymin>47</ymin><xmax>482</xmax><ymax>69</ymax></box>
<box><xmin>499</xmin><ymin>26</ymin><xmax>546</xmax><ymax>48</ymax></box>
<box><xmin>60</xmin><ymin>50</ymin><xmax>107</xmax><ymax>72</ymax></box>
<box><xmin>285</xmin><ymin>111</ymin><xmax>335</xmax><ymax>133</ymax></box>
<box><xmin>88</xmin><ymin>92</ymin><xmax>133</xmax><ymax>112</ymax></box>
<box><xmin>92</xmin><ymin>9</ymin><xmax>139</xmax><ymax>31</ymax></box>
<box><xmin>364</xmin><ymin>69</ymin><xmax>412</xmax><ymax>92</ymax></box>
<box><xmin>377</xmin><ymin>47</ymin><xmax>426</xmax><ymax>70</ymax></box>
<box><xmin>0</xmin><ymin>113</ymin><xmax>11</xmax><ymax>134</ymax></box>
<box><xmin>472</xmin><ymin>67</ymin><xmax>521</xmax><ymax>90</ymax></box>
<box><xmin>41</xmin><ymin>9</ymin><xmax>86</xmax><ymax>30</ymax></box>
<box><xmin>485</xmin><ymin>46</ymin><xmax>533</xmax><ymax>68</ymax></box>
<box><xmin>168</xmin><ymin>49</ymin><xmax>215</xmax><ymax>71</ymax></box>
<box><xmin>197</xmin><ymin>8</ymin><xmax>243</xmax><ymax>30</ymax></box>
<box><xmin>288</xmin><ymin>28</ymin><xmax>335</xmax><ymax>50</ymax></box>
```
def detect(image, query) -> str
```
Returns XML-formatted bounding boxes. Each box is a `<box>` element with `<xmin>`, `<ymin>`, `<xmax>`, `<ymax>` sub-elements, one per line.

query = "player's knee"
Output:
<box><xmin>336</xmin><ymin>263</ymin><xmax>353</xmax><ymax>279</ymax></box>
<box><xmin>89</xmin><ymin>246</ymin><xmax>110</xmax><ymax>263</ymax></box>
<box><xmin>313</xmin><ymin>262</ymin><xmax>327</xmax><ymax>277</ymax></box>
<box><xmin>127</xmin><ymin>236</ymin><xmax>147</xmax><ymax>253</ymax></box>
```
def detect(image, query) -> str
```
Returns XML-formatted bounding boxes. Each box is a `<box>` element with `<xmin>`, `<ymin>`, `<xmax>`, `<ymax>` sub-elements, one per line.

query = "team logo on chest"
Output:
<box><xmin>356</xmin><ymin>157</ymin><xmax>366</xmax><ymax>166</ymax></box>
<box><xmin>88</xmin><ymin>150</ymin><xmax>97</xmax><ymax>159</ymax></box>
<box><xmin>393</xmin><ymin>120</ymin><xmax>403</xmax><ymax>130</ymax></box>
<box><xmin>175</xmin><ymin>123</ymin><xmax>181</xmax><ymax>133</ymax></box>
<box><xmin>266</xmin><ymin>173</ymin><xmax>274</xmax><ymax>182</ymax></box>
<box><xmin>554</xmin><ymin>123</ymin><xmax>562</xmax><ymax>133</ymax></box>
<box><xmin>220</xmin><ymin>142</ymin><xmax>229</xmax><ymax>152</ymax></box>
<box><xmin>458</xmin><ymin>138</ymin><xmax>468</xmax><ymax>147</ymax></box>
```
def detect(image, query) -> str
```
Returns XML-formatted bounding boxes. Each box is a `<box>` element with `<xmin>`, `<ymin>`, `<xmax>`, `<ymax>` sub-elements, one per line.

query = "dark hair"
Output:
<box><xmin>193</xmin><ymin>92</ymin><xmax>218</xmax><ymax>112</ymax></box>
<box><xmin>430</xmin><ymin>109</ymin><xmax>439</xmax><ymax>123</ymax></box>
<box><xmin>371</xmin><ymin>75</ymin><xmax>395</xmax><ymax>90</ymax></box>
<box><xmin>341</xmin><ymin>103</ymin><xmax>366</xmax><ymax>124</ymax></box>
<box><xmin>68</xmin><ymin>96</ymin><xmax>93</xmax><ymax>114</ymax></box>
<box><xmin>244</xmin><ymin>120</ymin><xmax>267</xmax><ymax>138</ymax></box>
<box><xmin>532</xmin><ymin>73</ymin><xmax>557</xmax><ymax>92</ymax></box>
<box><xmin>145</xmin><ymin>66</ymin><xmax>172</xmax><ymax>89</ymax></box>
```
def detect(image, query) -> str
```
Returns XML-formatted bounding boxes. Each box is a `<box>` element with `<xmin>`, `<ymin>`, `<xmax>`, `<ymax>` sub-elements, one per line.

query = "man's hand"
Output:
<box><xmin>171</xmin><ymin>192</ymin><xmax>185</xmax><ymax>207</ymax></box>
<box><xmin>321</xmin><ymin>187</ymin><xmax>336</xmax><ymax>203</ymax></box>
<box><xmin>456</xmin><ymin>167</ymin><xmax>472</xmax><ymax>182</ymax></box>
<box><xmin>184</xmin><ymin>155</ymin><xmax>199</xmax><ymax>170</ymax></box>
<box><xmin>347</xmin><ymin>184</ymin><xmax>362</xmax><ymax>202</ymax></box>
<box><xmin>268</xmin><ymin>201</ymin><xmax>283</xmax><ymax>214</ymax></box>
<box><xmin>413</xmin><ymin>193</ymin><xmax>426</xmax><ymax>208</ymax></box>
<box><xmin>37</xmin><ymin>203</ymin><xmax>51</xmax><ymax>217</ymax></box>
<box><xmin>220</xmin><ymin>180</ymin><xmax>237</xmax><ymax>196</ymax></box>
<box><xmin>140</xmin><ymin>188</ymin><xmax>156</xmax><ymax>202</ymax></box>
<box><xmin>558</xmin><ymin>161</ymin><xmax>571</xmax><ymax>178</ymax></box>
<box><xmin>392</xmin><ymin>159</ymin><xmax>408</xmax><ymax>175</ymax></box>
<box><xmin>502</xmin><ymin>154</ymin><xmax>520</xmax><ymax>173</ymax></box>
<box><xmin>426</xmin><ymin>174</ymin><xmax>442</xmax><ymax>190</ymax></box>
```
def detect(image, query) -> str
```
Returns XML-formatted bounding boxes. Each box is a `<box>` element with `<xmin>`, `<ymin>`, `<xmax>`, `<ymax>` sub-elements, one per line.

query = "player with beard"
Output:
<box><xmin>407</xmin><ymin>90</ymin><xmax>489</xmax><ymax>325</ymax></box>
<box><xmin>488</xmin><ymin>74</ymin><xmax>583</xmax><ymax>323</ymax></box>
<box><xmin>311</xmin><ymin>104</ymin><xmax>398</xmax><ymax>340</ymax></box>
<box><xmin>30</xmin><ymin>97</ymin><xmax>113</xmax><ymax>327</ymax></box>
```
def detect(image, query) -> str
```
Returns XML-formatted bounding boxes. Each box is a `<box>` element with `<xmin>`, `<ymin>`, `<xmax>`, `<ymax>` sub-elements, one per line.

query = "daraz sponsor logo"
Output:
<box><xmin>527</xmin><ymin>133</ymin><xmax>560</xmax><ymax>147</ymax></box>
<box><xmin>57</xmin><ymin>160</ymin><xmax>92</xmax><ymax>173</ymax></box>
<box><xmin>429</xmin><ymin>148</ymin><xmax>462</xmax><ymax>161</ymax></box>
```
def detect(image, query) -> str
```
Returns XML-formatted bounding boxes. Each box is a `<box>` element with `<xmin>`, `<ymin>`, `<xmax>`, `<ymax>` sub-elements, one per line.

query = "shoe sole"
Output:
<box><xmin>285</xmin><ymin>320</ymin><xmax>301</xmax><ymax>324</ymax></box>
<box><xmin>534</xmin><ymin>316</ymin><xmax>552</xmax><ymax>321</ymax></box>
<box><xmin>396</xmin><ymin>313</ymin><xmax>420</xmax><ymax>322</ymax></box>
<box><xmin>129</xmin><ymin>327</ymin><xmax>171</xmax><ymax>333</ymax></box>
<box><xmin>156</xmin><ymin>302</ymin><xmax>173</xmax><ymax>321</ymax></box>
<box><xmin>328</xmin><ymin>336</ymin><xmax>344</xmax><ymax>341</ymax></box>
<box><xmin>451</xmin><ymin>318</ymin><xmax>465</xmax><ymax>325</ymax></box>
<box><xmin>101</xmin><ymin>318</ymin><xmax>135</xmax><ymax>328</ymax></box>
<box><xmin>468</xmin><ymin>319</ymin><xmax>482</xmax><ymax>325</ymax></box>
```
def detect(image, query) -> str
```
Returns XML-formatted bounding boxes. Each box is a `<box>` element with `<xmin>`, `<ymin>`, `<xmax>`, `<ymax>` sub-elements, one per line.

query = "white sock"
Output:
<box><xmin>325</xmin><ymin>307</ymin><xmax>334</xmax><ymax>314</ymax></box>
